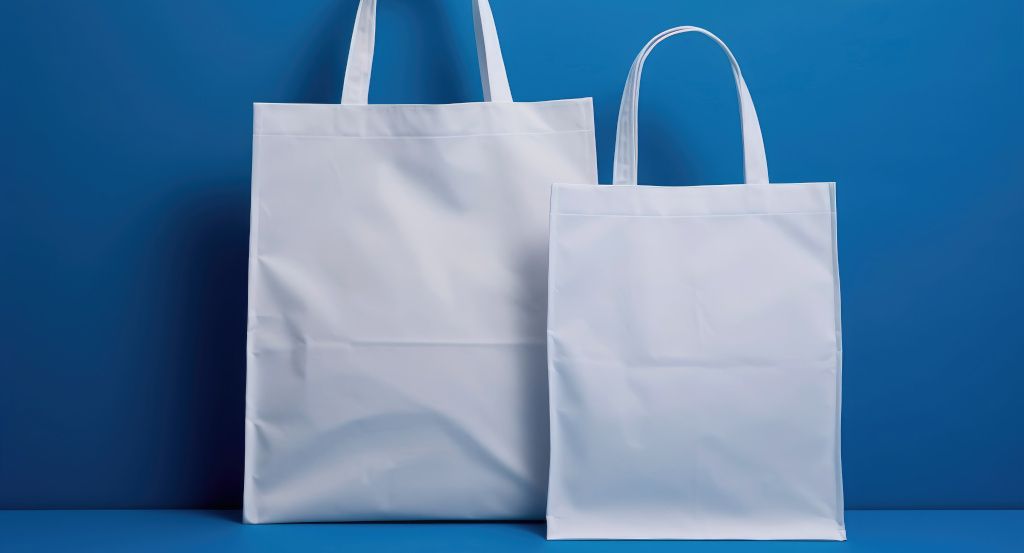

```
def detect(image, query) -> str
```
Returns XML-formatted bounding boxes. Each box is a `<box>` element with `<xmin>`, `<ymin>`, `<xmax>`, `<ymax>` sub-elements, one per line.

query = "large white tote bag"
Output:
<box><xmin>244</xmin><ymin>0</ymin><xmax>596</xmax><ymax>523</ymax></box>
<box><xmin>546</xmin><ymin>27</ymin><xmax>845</xmax><ymax>540</ymax></box>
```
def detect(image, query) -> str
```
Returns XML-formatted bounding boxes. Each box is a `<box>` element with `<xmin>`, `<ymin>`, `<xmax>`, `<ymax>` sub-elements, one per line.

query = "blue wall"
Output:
<box><xmin>1</xmin><ymin>0</ymin><xmax>1021</xmax><ymax>509</ymax></box>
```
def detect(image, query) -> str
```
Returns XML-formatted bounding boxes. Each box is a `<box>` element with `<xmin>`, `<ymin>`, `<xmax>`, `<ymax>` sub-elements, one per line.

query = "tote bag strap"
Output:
<box><xmin>340</xmin><ymin>0</ymin><xmax>514</xmax><ymax>104</ymax></box>
<box><xmin>612</xmin><ymin>26</ymin><xmax>769</xmax><ymax>185</ymax></box>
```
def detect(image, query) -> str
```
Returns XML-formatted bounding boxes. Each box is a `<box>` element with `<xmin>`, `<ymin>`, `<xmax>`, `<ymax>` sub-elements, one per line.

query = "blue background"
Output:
<box><xmin>1</xmin><ymin>0</ymin><xmax>1021</xmax><ymax>510</ymax></box>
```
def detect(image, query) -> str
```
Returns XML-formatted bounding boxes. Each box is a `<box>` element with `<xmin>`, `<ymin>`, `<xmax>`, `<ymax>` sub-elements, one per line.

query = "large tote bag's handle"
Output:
<box><xmin>612</xmin><ymin>27</ymin><xmax>769</xmax><ymax>185</ymax></box>
<box><xmin>340</xmin><ymin>0</ymin><xmax>514</xmax><ymax>104</ymax></box>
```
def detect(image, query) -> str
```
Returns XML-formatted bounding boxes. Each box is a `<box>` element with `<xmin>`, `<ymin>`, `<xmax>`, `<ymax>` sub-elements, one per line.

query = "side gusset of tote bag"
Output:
<box><xmin>245</xmin><ymin>0</ymin><xmax>845</xmax><ymax>541</ymax></box>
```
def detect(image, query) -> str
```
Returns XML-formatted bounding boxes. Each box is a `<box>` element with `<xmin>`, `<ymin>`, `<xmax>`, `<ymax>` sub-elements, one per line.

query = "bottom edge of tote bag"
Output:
<box><xmin>545</xmin><ymin>517</ymin><xmax>847</xmax><ymax>541</ymax></box>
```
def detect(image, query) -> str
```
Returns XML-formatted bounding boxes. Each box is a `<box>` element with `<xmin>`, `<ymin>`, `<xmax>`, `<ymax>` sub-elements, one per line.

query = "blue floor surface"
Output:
<box><xmin>1</xmin><ymin>510</ymin><xmax>1020</xmax><ymax>552</ymax></box>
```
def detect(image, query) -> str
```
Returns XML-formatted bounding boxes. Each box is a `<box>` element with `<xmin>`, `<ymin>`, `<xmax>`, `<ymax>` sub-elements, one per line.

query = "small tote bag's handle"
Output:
<box><xmin>612</xmin><ymin>27</ymin><xmax>769</xmax><ymax>185</ymax></box>
<box><xmin>340</xmin><ymin>0</ymin><xmax>513</xmax><ymax>104</ymax></box>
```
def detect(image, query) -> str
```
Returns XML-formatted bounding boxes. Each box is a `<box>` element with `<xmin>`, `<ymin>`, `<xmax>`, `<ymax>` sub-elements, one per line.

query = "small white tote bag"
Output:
<box><xmin>546</xmin><ymin>27</ymin><xmax>845</xmax><ymax>540</ymax></box>
<box><xmin>244</xmin><ymin>0</ymin><xmax>596</xmax><ymax>523</ymax></box>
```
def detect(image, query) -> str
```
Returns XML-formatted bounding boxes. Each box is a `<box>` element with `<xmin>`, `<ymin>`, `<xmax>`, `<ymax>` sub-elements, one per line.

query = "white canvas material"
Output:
<box><xmin>545</xmin><ymin>27</ymin><xmax>845</xmax><ymax>540</ymax></box>
<box><xmin>243</xmin><ymin>0</ymin><xmax>596</xmax><ymax>523</ymax></box>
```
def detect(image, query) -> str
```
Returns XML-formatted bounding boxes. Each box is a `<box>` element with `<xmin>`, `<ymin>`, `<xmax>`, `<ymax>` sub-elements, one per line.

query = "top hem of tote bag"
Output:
<box><xmin>253</xmin><ymin>98</ymin><xmax>595</xmax><ymax>139</ymax></box>
<box><xmin>550</xmin><ymin>181</ymin><xmax>836</xmax><ymax>218</ymax></box>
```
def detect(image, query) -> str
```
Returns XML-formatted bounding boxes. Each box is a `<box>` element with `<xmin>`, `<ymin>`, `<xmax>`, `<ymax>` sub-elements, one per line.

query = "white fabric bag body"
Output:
<box><xmin>546</xmin><ymin>27</ymin><xmax>845</xmax><ymax>540</ymax></box>
<box><xmin>244</xmin><ymin>0</ymin><xmax>596</xmax><ymax>523</ymax></box>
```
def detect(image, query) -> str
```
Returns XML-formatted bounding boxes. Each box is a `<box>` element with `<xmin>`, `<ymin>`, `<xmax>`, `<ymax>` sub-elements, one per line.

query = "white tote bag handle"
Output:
<box><xmin>612</xmin><ymin>27</ymin><xmax>769</xmax><ymax>185</ymax></box>
<box><xmin>340</xmin><ymin>0</ymin><xmax>514</xmax><ymax>104</ymax></box>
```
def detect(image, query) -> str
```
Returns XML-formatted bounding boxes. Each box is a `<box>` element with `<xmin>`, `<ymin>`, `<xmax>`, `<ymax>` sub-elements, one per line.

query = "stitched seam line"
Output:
<box><xmin>552</xmin><ymin>210</ymin><xmax>835</xmax><ymax>218</ymax></box>
<box><xmin>253</xmin><ymin>129</ymin><xmax>594</xmax><ymax>139</ymax></box>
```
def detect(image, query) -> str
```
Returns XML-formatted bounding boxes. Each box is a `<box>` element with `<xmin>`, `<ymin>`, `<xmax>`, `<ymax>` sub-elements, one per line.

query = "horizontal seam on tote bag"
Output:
<box><xmin>249</xmin><ymin>339</ymin><xmax>547</xmax><ymax>348</ymax></box>
<box><xmin>254</xmin><ymin>98</ymin><xmax>592</xmax><ymax>109</ymax></box>
<box><xmin>253</xmin><ymin>129</ymin><xmax>595</xmax><ymax>139</ymax></box>
<box><xmin>552</xmin><ymin>210</ymin><xmax>835</xmax><ymax>218</ymax></box>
